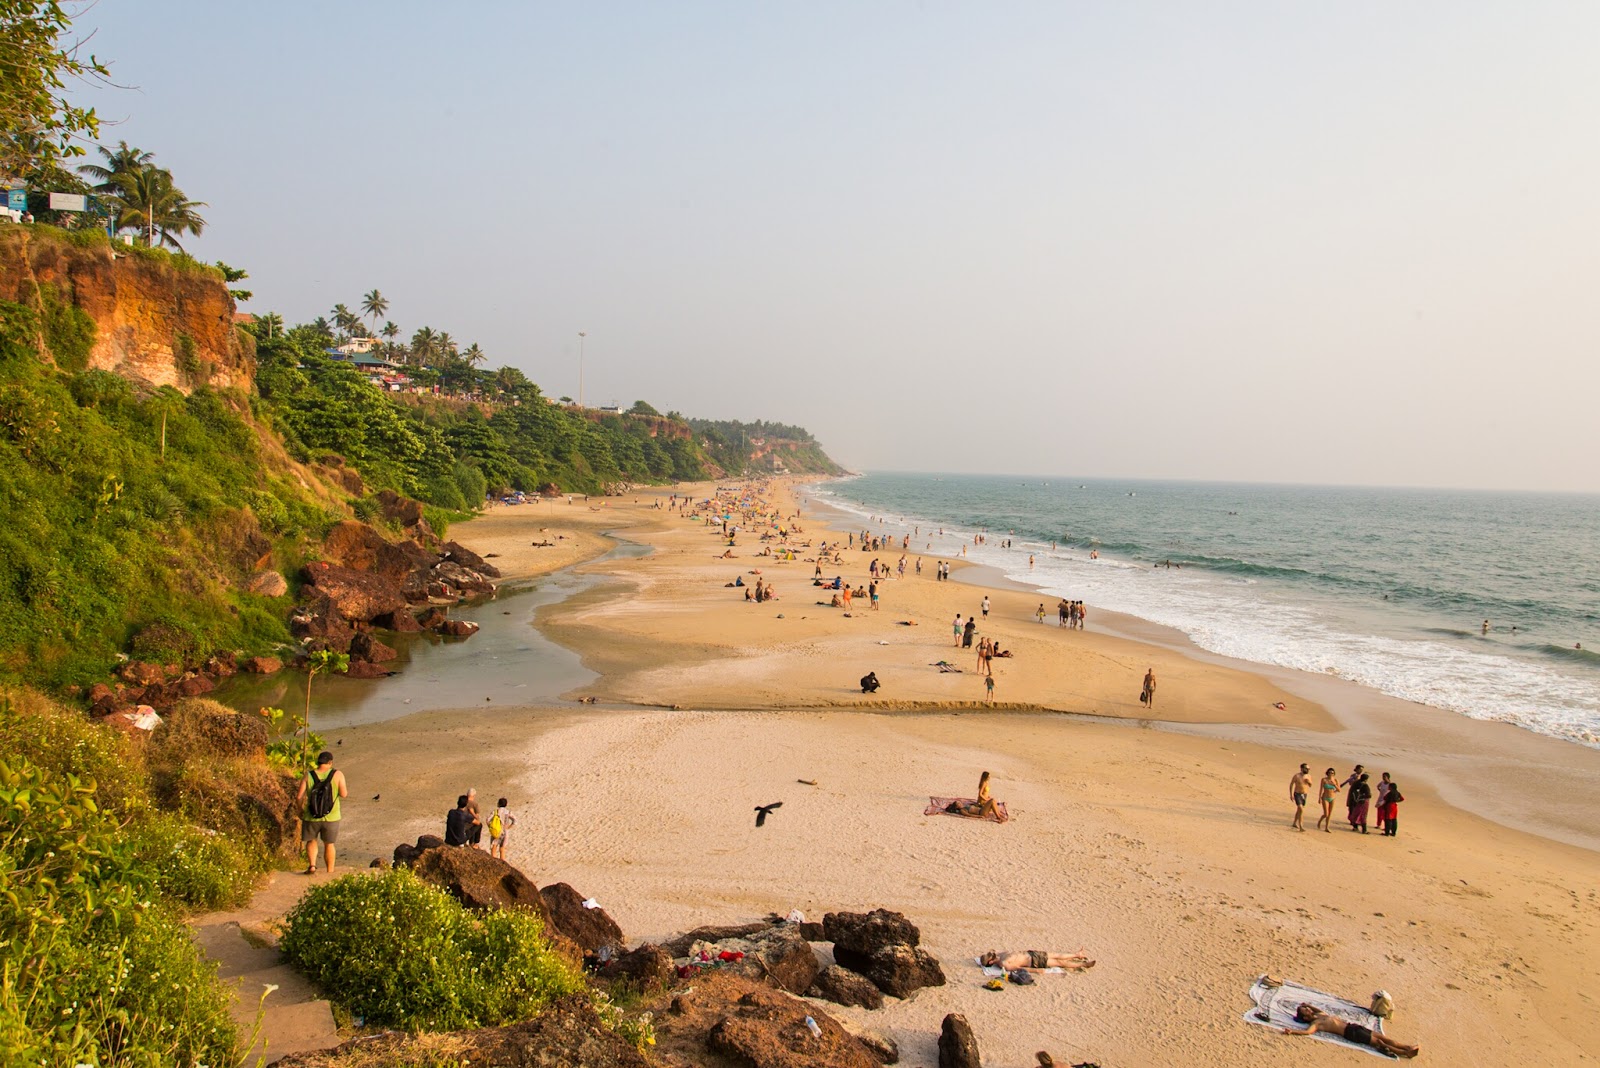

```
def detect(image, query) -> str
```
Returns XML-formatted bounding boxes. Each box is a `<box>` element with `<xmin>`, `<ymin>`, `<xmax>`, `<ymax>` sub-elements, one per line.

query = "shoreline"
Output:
<box><xmin>320</xmin><ymin>479</ymin><xmax>1598</xmax><ymax>1066</ymax></box>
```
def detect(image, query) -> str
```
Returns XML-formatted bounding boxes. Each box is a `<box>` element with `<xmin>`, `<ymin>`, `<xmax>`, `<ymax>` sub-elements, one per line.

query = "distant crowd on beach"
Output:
<box><xmin>1289</xmin><ymin>763</ymin><xmax>1405</xmax><ymax>837</ymax></box>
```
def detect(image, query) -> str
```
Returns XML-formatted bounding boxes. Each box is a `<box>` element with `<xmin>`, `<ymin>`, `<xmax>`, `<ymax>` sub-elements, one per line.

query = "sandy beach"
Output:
<box><xmin>325</xmin><ymin>480</ymin><xmax>1600</xmax><ymax>1067</ymax></box>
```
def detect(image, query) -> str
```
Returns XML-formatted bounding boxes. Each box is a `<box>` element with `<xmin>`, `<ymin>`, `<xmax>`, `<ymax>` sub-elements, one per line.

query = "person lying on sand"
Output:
<box><xmin>1282</xmin><ymin>1003</ymin><xmax>1419</xmax><ymax>1058</ymax></box>
<box><xmin>981</xmin><ymin>949</ymin><xmax>1095</xmax><ymax>972</ymax></box>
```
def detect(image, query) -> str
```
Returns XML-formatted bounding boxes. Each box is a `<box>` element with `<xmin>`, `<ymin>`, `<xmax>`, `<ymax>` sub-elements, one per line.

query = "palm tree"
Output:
<box><xmin>78</xmin><ymin>141</ymin><xmax>155</xmax><ymax>191</ymax></box>
<box><xmin>331</xmin><ymin>304</ymin><xmax>361</xmax><ymax>339</ymax></box>
<box><xmin>312</xmin><ymin>317</ymin><xmax>334</xmax><ymax>340</ymax></box>
<box><xmin>381</xmin><ymin>320</ymin><xmax>399</xmax><ymax>341</ymax></box>
<box><xmin>462</xmin><ymin>343</ymin><xmax>485</xmax><ymax>368</ymax></box>
<box><xmin>257</xmin><ymin>311</ymin><xmax>284</xmax><ymax>338</ymax></box>
<box><xmin>410</xmin><ymin>326</ymin><xmax>438</xmax><ymax>367</ymax></box>
<box><xmin>435</xmin><ymin>332</ymin><xmax>459</xmax><ymax>365</ymax></box>
<box><xmin>361</xmin><ymin>289</ymin><xmax>389</xmax><ymax>329</ymax></box>
<box><xmin>103</xmin><ymin>164</ymin><xmax>207</xmax><ymax>250</ymax></box>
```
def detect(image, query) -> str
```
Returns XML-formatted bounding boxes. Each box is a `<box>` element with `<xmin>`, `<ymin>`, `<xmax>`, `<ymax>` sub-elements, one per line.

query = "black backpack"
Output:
<box><xmin>306</xmin><ymin>769</ymin><xmax>336</xmax><ymax>819</ymax></box>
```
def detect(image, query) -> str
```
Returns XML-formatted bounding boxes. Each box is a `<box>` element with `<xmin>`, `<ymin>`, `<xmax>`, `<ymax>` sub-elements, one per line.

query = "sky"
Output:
<box><xmin>61</xmin><ymin>2</ymin><xmax>1600</xmax><ymax>491</ymax></box>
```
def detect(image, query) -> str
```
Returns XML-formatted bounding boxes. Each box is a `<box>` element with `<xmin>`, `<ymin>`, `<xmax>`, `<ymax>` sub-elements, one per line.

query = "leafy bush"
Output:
<box><xmin>0</xmin><ymin>753</ymin><xmax>238</xmax><ymax>1067</ymax></box>
<box><xmin>125</xmin><ymin>810</ymin><xmax>257</xmax><ymax>911</ymax></box>
<box><xmin>0</xmin><ymin>687</ymin><xmax>145</xmax><ymax>813</ymax></box>
<box><xmin>280</xmin><ymin>869</ymin><xmax>585</xmax><ymax>1031</ymax></box>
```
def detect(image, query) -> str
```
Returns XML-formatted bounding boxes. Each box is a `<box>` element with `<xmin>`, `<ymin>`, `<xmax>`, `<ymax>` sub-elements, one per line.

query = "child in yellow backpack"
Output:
<box><xmin>488</xmin><ymin>797</ymin><xmax>516</xmax><ymax>860</ymax></box>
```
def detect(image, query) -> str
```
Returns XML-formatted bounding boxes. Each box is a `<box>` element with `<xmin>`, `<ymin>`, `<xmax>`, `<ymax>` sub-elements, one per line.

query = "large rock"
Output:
<box><xmin>241</xmin><ymin>655</ymin><xmax>282</xmax><ymax>674</ymax></box>
<box><xmin>443</xmin><ymin>540</ymin><xmax>502</xmax><ymax>579</ymax></box>
<box><xmin>246</xmin><ymin>569</ymin><xmax>289</xmax><ymax>597</ymax></box>
<box><xmin>807</xmin><ymin>964</ymin><xmax>884</xmax><ymax>1010</ymax></box>
<box><xmin>824</xmin><ymin>909</ymin><xmax>923</xmax><ymax>954</ymax></box>
<box><xmin>433</xmin><ymin>559</ymin><xmax>496</xmax><ymax>596</ymax></box>
<box><xmin>288</xmin><ymin>593</ymin><xmax>356</xmax><ymax>652</ymax></box>
<box><xmin>272</xmin><ymin>995</ymin><xmax>650</xmax><ymax>1068</ymax></box>
<box><xmin>373</xmin><ymin>608</ymin><xmax>422</xmax><ymax>633</ymax></box>
<box><xmin>175</xmin><ymin>674</ymin><xmax>215</xmax><ymax>697</ymax></box>
<box><xmin>344</xmin><ymin>659</ymin><xmax>392</xmax><ymax>680</ymax></box>
<box><xmin>438</xmin><ymin>619</ymin><xmax>480</xmax><ymax>637</ymax></box>
<box><xmin>598</xmin><ymin>943</ymin><xmax>674</xmax><ymax>991</ymax></box>
<box><xmin>825</xmin><ymin>909</ymin><xmax>945</xmax><ymax>999</ymax></box>
<box><xmin>707</xmin><ymin>987</ymin><xmax>880</xmax><ymax>1068</ymax></box>
<box><xmin>374</xmin><ymin>489</ymin><xmax>425</xmax><ymax>529</ymax></box>
<box><xmin>668</xmin><ymin>923</ymin><xmax>820</xmax><ymax>996</ymax></box>
<box><xmin>540</xmin><ymin>881</ymin><xmax>624</xmax><ymax>954</ymax></box>
<box><xmin>858</xmin><ymin>1031</ymin><xmax>899</xmax><ymax>1065</ymax></box>
<box><xmin>349</xmin><ymin>632</ymin><xmax>398</xmax><ymax>663</ymax></box>
<box><xmin>662</xmin><ymin>922</ymin><xmax>772</xmax><ymax>958</ymax></box>
<box><xmin>300</xmin><ymin>560</ymin><xmax>408</xmax><ymax>622</ymax></box>
<box><xmin>392</xmin><ymin>834</ymin><xmax>445</xmax><ymax>868</ymax></box>
<box><xmin>411</xmin><ymin>845</ymin><xmax>553</xmax><ymax>923</ymax></box>
<box><xmin>833</xmin><ymin>942</ymin><xmax>946</xmax><ymax>999</ymax></box>
<box><xmin>938</xmin><ymin>1013</ymin><xmax>981</xmax><ymax>1068</ymax></box>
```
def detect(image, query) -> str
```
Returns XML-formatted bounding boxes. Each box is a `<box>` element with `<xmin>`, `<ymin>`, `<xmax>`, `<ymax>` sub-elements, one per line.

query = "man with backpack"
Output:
<box><xmin>296</xmin><ymin>751</ymin><xmax>348</xmax><ymax>875</ymax></box>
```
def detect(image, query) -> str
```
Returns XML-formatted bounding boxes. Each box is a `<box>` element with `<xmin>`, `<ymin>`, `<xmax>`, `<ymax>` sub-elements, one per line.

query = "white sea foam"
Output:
<box><xmin>810</xmin><ymin>486</ymin><xmax>1600</xmax><ymax>748</ymax></box>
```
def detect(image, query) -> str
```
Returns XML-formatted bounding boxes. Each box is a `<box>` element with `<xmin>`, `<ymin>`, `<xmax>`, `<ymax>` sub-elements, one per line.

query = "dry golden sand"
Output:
<box><xmin>328</xmin><ymin>481</ymin><xmax>1600</xmax><ymax>1068</ymax></box>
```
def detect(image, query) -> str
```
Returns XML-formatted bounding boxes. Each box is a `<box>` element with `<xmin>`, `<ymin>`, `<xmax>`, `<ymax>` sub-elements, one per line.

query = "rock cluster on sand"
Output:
<box><xmin>655</xmin><ymin>973</ymin><xmax>887</xmax><ymax>1068</ymax></box>
<box><xmin>824</xmin><ymin>908</ymin><xmax>947</xmax><ymax>998</ymax></box>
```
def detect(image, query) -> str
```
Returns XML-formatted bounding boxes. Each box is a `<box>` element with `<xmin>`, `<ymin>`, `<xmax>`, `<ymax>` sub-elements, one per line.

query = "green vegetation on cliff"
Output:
<box><xmin>688</xmin><ymin>416</ymin><xmax>847</xmax><ymax>477</ymax></box>
<box><xmin>0</xmin><ymin>296</ymin><xmax>338</xmax><ymax>689</ymax></box>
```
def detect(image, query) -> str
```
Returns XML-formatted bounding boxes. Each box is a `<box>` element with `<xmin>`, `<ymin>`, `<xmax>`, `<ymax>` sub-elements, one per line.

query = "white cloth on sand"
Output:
<box><xmin>1242</xmin><ymin>976</ymin><xmax>1394</xmax><ymax>1059</ymax></box>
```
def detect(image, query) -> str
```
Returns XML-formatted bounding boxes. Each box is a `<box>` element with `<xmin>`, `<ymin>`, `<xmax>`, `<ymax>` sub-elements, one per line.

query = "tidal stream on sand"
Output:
<box><xmin>214</xmin><ymin>539</ymin><xmax>652</xmax><ymax>727</ymax></box>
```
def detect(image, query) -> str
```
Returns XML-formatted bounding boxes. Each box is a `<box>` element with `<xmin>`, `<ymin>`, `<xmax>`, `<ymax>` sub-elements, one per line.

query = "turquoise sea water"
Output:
<box><xmin>810</xmin><ymin>474</ymin><xmax>1600</xmax><ymax>748</ymax></box>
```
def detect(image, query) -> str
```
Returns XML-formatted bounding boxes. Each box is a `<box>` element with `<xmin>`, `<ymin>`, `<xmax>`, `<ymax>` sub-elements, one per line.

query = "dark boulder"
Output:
<box><xmin>415</xmin><ymin>606</ymin><xmax>448</xmax><ymax>630</ymax></box>
<box><xmin>289</xmin><ymin>593</ymin><xmax>355</xmax><ymax>652</ymax></box>
<box><xmin>411</xmin><ymin>845</ymin><xmax>554</xmax><ymax>928</ymax></box>
<box><xmin>349</xmin><ymin>632</ymin><xmax>398</xmax><ymax>663</ymax></box>
<box><xmin>438</xmin><ymin>619</ymin><xmax>480</xmax><ymax>637</ymax></box>
<box><xmin>392</xmin><ymin>834</ymin><xmax>444</xmax><ymax>868</ymax></box>
<box><xmin>745</xmin><ymin>924</ymin><xmax>822</xmax><ymax>995</ymax></box>
<box><xmin>598</xmin><ymin>943</ymin><xmax>674</xmax><ymax>991</ymax></box>
<box><xmin>540</xmin><ymin>881</ymin><xmax>624</xmax><ymax>954</ymax></box>
<box><xmin>434</xmin><ymin>559</ymin><xmax>496</xmax><ymax>596</ymax></box>
<box><xmin>832</xmin><ymin>942</ymin><xmax>946</xmax><ymax>999</ymax></box>
<box><xmin>807</xmin><ymin>964</ymin><xmax>884</xmax><ymax>1010</ymax></box>
<box><xmin>242</xmin><ymin>655</ymin><xmax>283</xmax><ymax>674</ymax></box>
<box><xmin>373</xmin><ymin>608</ymin><xmax>422</xmax><ymax>632</ymax></box>
<box><xmin>301</xmin><ymin>561</ymin><xmax>408</xmax><ymax>623</ymax></box>
<box><xmin>938</xmin><ymin>1013</ymin><xmax>981</xmax><ymax>1068</ymax></box>
<box><xmin>344</xmin><ymin>659</ymin><xmax>392</xmax><ymax>680</ymax></box>
<box><xmin>823</xmin><ymin>909</ymin><xmax>923</xmax><ymax>953</ymax></box>
<box><xmin>175</xmin><ymin>674</ymin><xmax>216</xmax><ymax>698</ymax></box>
<box><xmin>443</xmin><ymin>540</ymin><xmax>502</xmax><ymax>579</ymax></box>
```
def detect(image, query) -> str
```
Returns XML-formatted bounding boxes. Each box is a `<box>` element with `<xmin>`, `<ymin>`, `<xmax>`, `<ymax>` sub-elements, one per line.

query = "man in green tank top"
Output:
<box><xmin>296</xmin><ymin>751</ymin><xmax>348</xmax><ymax>875</ymax></box>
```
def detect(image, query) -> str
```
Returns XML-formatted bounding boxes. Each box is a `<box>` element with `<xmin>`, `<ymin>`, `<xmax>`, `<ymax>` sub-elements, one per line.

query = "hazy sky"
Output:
<box><xmin>68</xmin><ymin>3</ymin><xmax>1600</xmax><ymax>491</ymax></box>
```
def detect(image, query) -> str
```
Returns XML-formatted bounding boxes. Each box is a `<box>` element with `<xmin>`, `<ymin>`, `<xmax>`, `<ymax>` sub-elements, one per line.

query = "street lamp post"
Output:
<box><xmin>577</xmin><ymin>331</ymin><xmax>587</xmax><ymax>408</ymax></box>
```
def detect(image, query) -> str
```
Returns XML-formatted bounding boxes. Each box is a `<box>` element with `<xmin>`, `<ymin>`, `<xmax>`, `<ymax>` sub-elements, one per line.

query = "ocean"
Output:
<box><xmin>808</xmin><ymin>473</ymin><xmax>1600</xmax><ymax>749</ymax></box>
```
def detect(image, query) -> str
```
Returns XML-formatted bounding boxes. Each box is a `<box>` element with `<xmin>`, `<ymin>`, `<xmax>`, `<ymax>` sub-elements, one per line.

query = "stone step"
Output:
<box><xmin>224</xmin><ymin>962</ymin><xmax>322</xmax><ymax>1024</ymax></box>
<box><xmin>238</xmin><ymin>999</ymin><xmax>339</xmax><ymax>1065</ymax></box>
<box><xmin>193</xmin><ymin>920</ymin><xmax>280</xmax><ymax>978</ymax></box>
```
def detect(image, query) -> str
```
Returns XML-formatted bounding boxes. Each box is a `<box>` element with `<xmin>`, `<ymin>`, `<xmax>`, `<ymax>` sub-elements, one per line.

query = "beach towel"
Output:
<box><xmin>925</xmin><ymin>796</ymin><xmax>1009</xmax><ymax>823</ymax></box>
<box><xmin>1242</xmin><ymin>976</ymin><xmax>1394</xmax><ymax>1059</ymax></box>
<box><xmin>929</xmin><ymin>660</ymin><xmax>964</xmax><ymax>673</ymax></box>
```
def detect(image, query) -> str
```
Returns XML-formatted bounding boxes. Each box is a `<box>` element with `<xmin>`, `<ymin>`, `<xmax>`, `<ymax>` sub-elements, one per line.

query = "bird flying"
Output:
<box><xmin>754</xmin><ymin>801</ymin><xmax>783</xmax><ymax>827</ymax></box>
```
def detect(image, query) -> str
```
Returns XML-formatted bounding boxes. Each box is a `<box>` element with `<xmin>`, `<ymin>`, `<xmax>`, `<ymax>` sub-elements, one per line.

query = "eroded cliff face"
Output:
<box><xmin>0</xmin><ymin>227</ymin><xmax>254</xmax><ymax>392</ymax></box>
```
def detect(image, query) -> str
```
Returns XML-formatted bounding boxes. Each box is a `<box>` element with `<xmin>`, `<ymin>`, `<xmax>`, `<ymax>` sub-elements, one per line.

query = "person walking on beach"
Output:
<box><xmin>985</xmin><ymin>673</ymin><xmax>995</xmax><ymax>704</ymax></box>
<box><xmin>296</xmin><ymin>750</ymin><xmax>347</xmax><ymax>874</ymax></box>
<box><xmin>869</xmin><ymin>580</ymin><xmax>880</xmax><ymax>610</ymax></box>
<box><xmin>1317</xmin><ymin>768</ymin><xmax>1340</xmax><ymax>832</ymax></box>
<box><xmin>981</xmin><ymin>595</ymin><xmax>991</xmax><ymax>620</ymax></box>
<box><xmin>1140</xmin><ymin>668</ymin><xmax>1156</xmax><ymax>708</ymax></box>
<box><xmin>1036</xmin><ymin>603</ymin><xmax>1046</xmax><ymax>624</ymax></box>
<box><xmin>1289</xmin><ymin>763</ymin><xmax>1312</xmax><ymax>831</ymax></box>
<box><xmin>963</xmin><ymin>616</ymin><xmax>977</xmax><ymax>648</ymax></box>
<box><xmin>953</xmin><ymin>613</ymin><xmax>963</xmax><ymax>646</ymax></box>
<box><xmin>1058</xmin><ymin>599</ymin><xmax>1070</xmax><ymax>626</ymax></box>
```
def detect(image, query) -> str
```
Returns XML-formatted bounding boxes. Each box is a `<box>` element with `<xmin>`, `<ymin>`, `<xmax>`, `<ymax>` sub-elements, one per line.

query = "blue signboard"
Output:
<box><xmin>7</xmin><ymin>189</ymin><xmax>27</xmax><ymax>213</ymax></box>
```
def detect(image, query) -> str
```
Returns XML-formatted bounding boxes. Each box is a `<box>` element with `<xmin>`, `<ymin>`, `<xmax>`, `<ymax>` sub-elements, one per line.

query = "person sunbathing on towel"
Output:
<box><xmin>980</xmin><ymin>949</ymin><xmax>1095</xmax><ymax>972</ymax></box>
<box><xmin>1282</xmin><ymin>1004</ymin><xmax>1419</xmax><ymax>1058</ymax></box>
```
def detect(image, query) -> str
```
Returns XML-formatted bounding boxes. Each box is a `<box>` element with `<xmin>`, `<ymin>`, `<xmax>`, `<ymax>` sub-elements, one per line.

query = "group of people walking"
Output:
<box><xmin>1290</xmin><ymin>762</ymin><xmax>1405</xmax><ymax>836</ymax></box>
